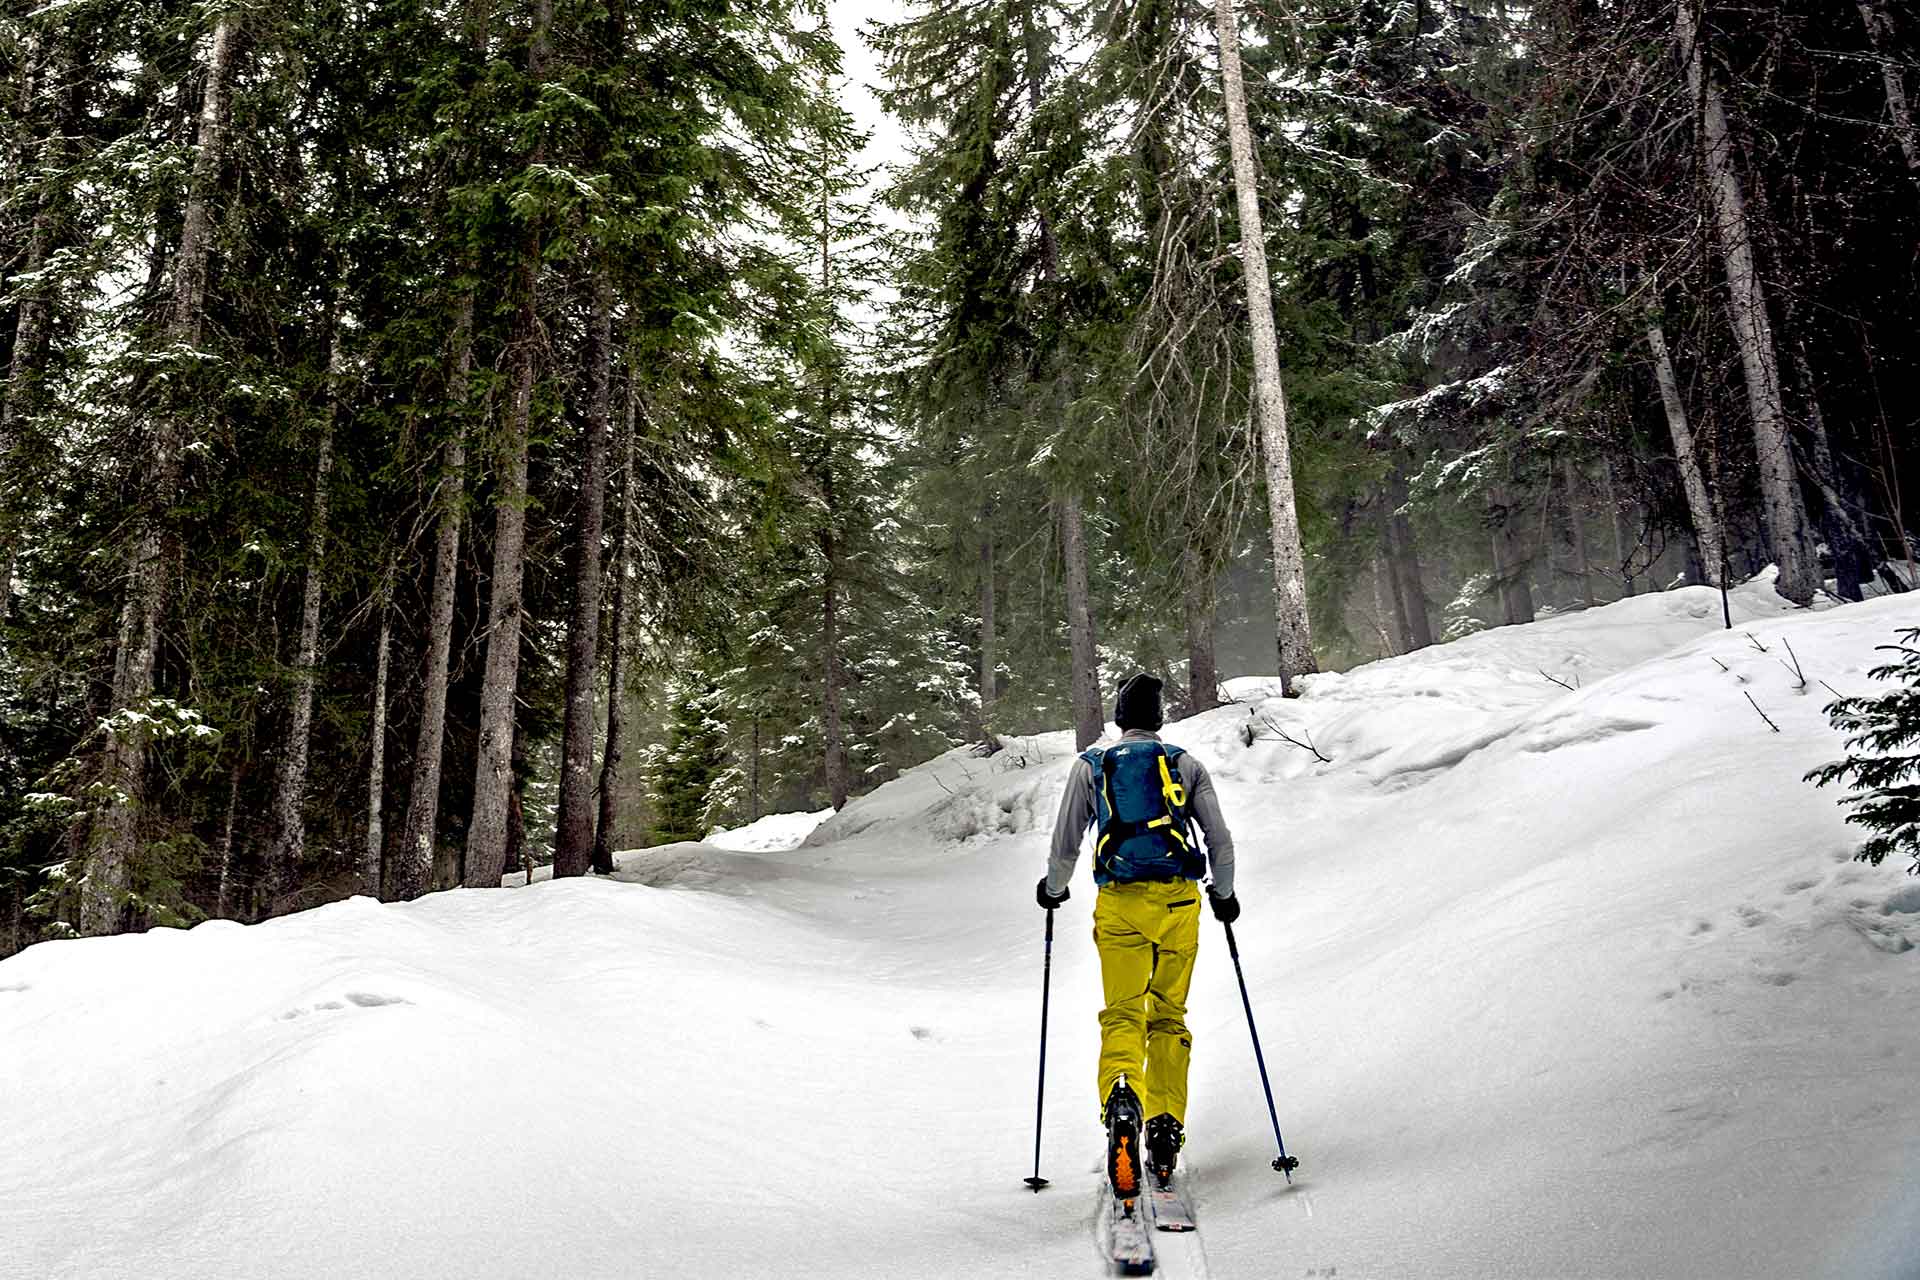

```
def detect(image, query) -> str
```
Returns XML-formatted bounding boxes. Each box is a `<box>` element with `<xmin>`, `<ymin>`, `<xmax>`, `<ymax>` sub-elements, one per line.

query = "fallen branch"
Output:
<box><xmin>1540</xmin><ymin>668</ymin><xmax>1576</xmax><ymax>691</ymax></box>
<box><xmin>1743</xmin><ymin>691</ymin><xmax>1781</xmax><ymax>733</ymax></box>
<box><xmin>1258</xmin><ymin>714</ymin><xmax>1334</xmax><ymax>764</ymax></box>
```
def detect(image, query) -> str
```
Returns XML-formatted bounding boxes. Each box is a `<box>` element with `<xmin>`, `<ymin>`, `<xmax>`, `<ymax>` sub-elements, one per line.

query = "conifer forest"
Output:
<box><xmin>2</xmin><ymin>0</ymin><xmax>1917</xmax><ymax>952</ymax></box>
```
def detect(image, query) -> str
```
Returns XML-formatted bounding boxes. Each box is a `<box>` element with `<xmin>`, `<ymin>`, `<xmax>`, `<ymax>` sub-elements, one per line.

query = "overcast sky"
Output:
<box><xmin>826</xmin><ymin>0</ymin><xmax>910</xmax><ymax>176</ymax></box>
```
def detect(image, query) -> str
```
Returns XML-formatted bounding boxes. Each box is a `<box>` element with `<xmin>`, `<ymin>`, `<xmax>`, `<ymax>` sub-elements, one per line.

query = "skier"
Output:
<box><xmin>1035</xmin><ymin>672</ymin><xmax>1238</xmax><ymax>1204</ymax></box>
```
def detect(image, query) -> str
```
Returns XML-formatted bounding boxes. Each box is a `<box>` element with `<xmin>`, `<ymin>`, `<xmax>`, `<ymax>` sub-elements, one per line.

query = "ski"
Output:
<box><xmin>1105</xmin><ymin>1189</ymin><xmax>1156</xmax><ymax>1275</ymax></box>
<box><xmin>1147</xmin><ymin>1175</ymin><xmax>1196</xmax><ymax>1233</ymax></box>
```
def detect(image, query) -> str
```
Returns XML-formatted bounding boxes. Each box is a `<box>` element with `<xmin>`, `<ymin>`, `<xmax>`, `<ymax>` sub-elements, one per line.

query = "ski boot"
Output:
<box><xmin>1145</xmin><ymin>1113</ymin><xmax>1183</xmax><ymax>1190</ymax></box>
<box><xmin>1104</xmin><ymin>1077</ymin><xmax>1145</xmax><ymax>1205</ymax></box>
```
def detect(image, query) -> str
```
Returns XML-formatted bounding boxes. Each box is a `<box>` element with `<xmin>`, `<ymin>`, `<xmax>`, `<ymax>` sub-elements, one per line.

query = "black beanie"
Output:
<box><xmin>1114</xmin><ymin>673</ymin><xmax>1164</xmax><ymax>732</ymax></box>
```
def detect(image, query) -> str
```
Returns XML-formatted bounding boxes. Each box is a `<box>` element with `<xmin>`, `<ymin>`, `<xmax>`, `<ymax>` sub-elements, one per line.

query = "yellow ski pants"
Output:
<box><xmin>1094</xmin><ymin>879</ymin><xmax>1203</xmax><ymax>1125</ymax></box>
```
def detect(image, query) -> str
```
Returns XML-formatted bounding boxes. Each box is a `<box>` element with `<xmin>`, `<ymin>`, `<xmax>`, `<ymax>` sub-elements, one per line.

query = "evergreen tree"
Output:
<box><xmin>1808</xmin><ymin>629</ymin><xmax>1920</xmax><ymax>876</ymax></box>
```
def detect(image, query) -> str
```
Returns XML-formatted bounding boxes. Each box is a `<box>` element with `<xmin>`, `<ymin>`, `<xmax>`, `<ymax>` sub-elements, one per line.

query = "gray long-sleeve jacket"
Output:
<box><xmin>1045</xmin><ymin>729</ymin><xmax>1236</xmax><ymax>900</ymax></box>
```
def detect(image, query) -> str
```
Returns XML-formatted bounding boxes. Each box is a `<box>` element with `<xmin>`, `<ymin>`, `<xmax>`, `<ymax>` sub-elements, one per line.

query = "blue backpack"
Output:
<box><xmin>1082</xmin><ymin>740</ymin><xmax>1206</xmax><ymax>885</ymax></box>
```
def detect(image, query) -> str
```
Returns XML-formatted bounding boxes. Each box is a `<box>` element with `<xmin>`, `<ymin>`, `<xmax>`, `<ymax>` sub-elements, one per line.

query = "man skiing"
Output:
<box><xmin>1036</xmin><ymin>672</ymin><xmax>1238</xmax><ymax>1205</ymax></box>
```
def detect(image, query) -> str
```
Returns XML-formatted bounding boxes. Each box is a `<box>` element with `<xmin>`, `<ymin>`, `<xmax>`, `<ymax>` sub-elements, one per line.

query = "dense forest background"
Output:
<box><xmin>1</xmin><ymin>0</ymin><xmax>1916</xmax><ymax>953</ymax></box>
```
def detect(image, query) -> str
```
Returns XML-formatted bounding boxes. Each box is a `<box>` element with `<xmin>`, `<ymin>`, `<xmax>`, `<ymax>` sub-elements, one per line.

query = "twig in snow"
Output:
<box><xmin>928</xmin><ymin>770</ymin><xmax>956</xmax><ymax>796</ymax></box>
<box><xmin>1819</xmin><ymin>680</ymin><xmax>1844</xmax><ymax>700</ymax></box>
<box><xmin>1778</xmin><ymin>638</ymin><xmax>1807</xmax><ymax>690</ymax></box>
<box><xmin>1712</xmin><ymin>656</ymin><xmax>1748</xmax><ymax>684</ymax></box>
<box><xmin>1745</xmin><ymin>631</ymin><xmax>1770</xmax><ymax>654</ymax></box>
<box><xmin>1259</xmin><ymin>715</ymin><xmax>1333</xmax><ymax>764</ymax></box>
<box><xmin>1743</xmin><ymin>691</ymin><xmax>1781</xmax><ymax>733</ymax></box>
<box><xmin>1540</xmin><ymin>668</ymin><xmax>1576</xmax><ymax>691</ymax></box>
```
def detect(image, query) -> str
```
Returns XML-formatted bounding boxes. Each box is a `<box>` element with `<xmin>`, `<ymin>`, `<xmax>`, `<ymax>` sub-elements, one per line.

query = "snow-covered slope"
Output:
<box><xmin>5</xmin><ymin>579</ymin><xmax>1919</xmax><ymax>1280</ymax></box>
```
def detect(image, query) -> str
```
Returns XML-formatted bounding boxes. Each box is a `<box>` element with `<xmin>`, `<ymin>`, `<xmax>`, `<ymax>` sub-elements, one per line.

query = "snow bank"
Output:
<box><xmin>4</xmin><ymin>578</ymin><xmax>1918</xmax><ymax>1280</ymax></box>
<box><xmin>706</xmin><ymin>807</ymin><xmax>833</xmax><ymax>852</ymax></box>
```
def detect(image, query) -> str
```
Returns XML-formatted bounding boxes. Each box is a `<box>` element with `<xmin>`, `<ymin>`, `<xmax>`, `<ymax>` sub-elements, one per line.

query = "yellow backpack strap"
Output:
<box><xmin>1156</xmin><ymin>750</ymin><xmax>1187</xmax><ymax>810</ymax></box>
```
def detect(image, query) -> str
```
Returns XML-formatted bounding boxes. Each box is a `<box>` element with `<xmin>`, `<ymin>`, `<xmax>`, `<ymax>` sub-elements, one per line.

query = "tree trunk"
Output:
<box><xmin>0</xmin><ymin>37</ymin><xmax>65</xmax><ymax>623</ymax></box>
<box><xmin>1603</xmin><ymin>459</ymin><xmax>1636</xmax><ymax>597</ymax></box>
<box><xmin>1858</xmin><ymin>0</ymin><xmax>1920</xmax><ymax>194</ymax></box>
<box><xmin>1677</xmin><ymin>0</ymin><xmax>1816</xmax><ymax>605</ymax></box>
<box><xmin>86</xmin><ymin>15</ymin><xmax>239</xmax><ymax>937</ymax></box>
<box><xmin>1184</xmin><ymin>547</ymin><xmax>1219</xmax><ymax>714</ymax></box>
<box><xmin>1645</xmin><ymin>321</ymin><xmax>1724</xmax><ymax>588</ymax></box>
<box><xmin>592</xmin><ymin>365</ymin><xmax>636</xmax><ymax>877</ymax></box>
<box><xmin>465</xmin><ymin>0</ymin><xmax>553</xmax><ymax>889</ymax></box>
<box><xmin>749</xmin><ymin>719</ymin><xmax>762</xmax><ymax>823</ymax></box>
<box><xmin>396</xmin><ymin>295</ymin><xmax>473</xmax><ymax>901</ymax></box>
<box><xmin>1797</xmin><ymin>370</ymin><xmax>1873</xmax><ymax>606</ymax></box>
<box><xmin>1385</xmin><ymin>465</ymin><xmax>1433</xmax><ymax>648</ymax></box>
<box><xmin>265</xmin><ymin>334</ymin><xmax>340</xmax><ymax>910</ymax></box>
<box><xmin>363</xmin><ymin>563</ymin><xmax>393</xmax><ymax>898</ymax></box>
<box><xmin>821</xmin><ymin>518</ymin><xmax>849</xmax><ymax>811</ymax></box>
<box><xmin>979</xmin><ymin>522</ymin><xmax>998</xmax><ymax>744</ymax></box>
<box><xmin>1488</xmin><ymin>483</ymin><xmax>1535</xmax><ymax>626</ymax></box>
<box><xmin>1059</xmin><ymin>495</ymin><xmax>1104</xmax><ymax>749</ymax></box>
<box><xmin>214</xmin><ymin>761</ymin><xmax>243</xmax><ymax>920</ymax></box>
<box><xmin>1213</xmin><ymin>0</ymin><xmax>1316</xmax><ymax>693</ymax></box>
<box><xmin>553</xmin><ymin>267</ymin><xmax>613</xmax><ymax>878</ymax></box>
<box><xmin>1560</xmin><ymin>459</ymin><xmax>1597</xmax><ymax>607</ymax></box>
<box><xmin>1374</xmin><ymin>553</ymin><xmax>1406</xmax><ymax>656</ymax></box>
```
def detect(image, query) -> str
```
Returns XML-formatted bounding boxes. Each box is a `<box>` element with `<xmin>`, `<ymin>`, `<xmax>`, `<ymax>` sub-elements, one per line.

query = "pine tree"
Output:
<box><xmin>1807</xmin><ymin>629</ymin><xmax>1920</xmax><ymax>875</ymax></box>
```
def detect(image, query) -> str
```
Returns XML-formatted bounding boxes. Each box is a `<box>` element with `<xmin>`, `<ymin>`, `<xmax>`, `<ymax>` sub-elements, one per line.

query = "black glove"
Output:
<box><xmin>1036</xmin><ymin>877</ymin><xmax>1070</xmax><ymax>910</ymax></box>
<box><xmin>1208</xmin><ymin>891</ymin><xmax>1240</xmax><ymax>924</ymax></box>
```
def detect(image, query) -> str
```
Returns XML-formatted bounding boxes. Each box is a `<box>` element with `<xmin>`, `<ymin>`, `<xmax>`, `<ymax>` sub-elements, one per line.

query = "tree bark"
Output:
<box><xmin>979</xmin><ymin>522</ymin><xmax>998</xmax><ymax>744</ymax></box>
<box><xmin>553</xmin><ymin>267</ymin><xmax>614</xmax><ymax>878</ymax></box>
<box><xmin>1802</xmin><ymin>376</ymin><xmax>1869</xmax><ymax>602</ymax></box>
<box><xmin>1677</xmin><ymin>0</ymin><xmax>1816</xmax><ymax>605</ymax></box>
<box><xmin>1385</xmin><ymin>465</ymin><xmax>1433</xmax><ymax>648</ymax></box>
<box><xmin>1645</xmin><ymin>321</ymin><xmax>1724</xmax><ymax>587</ymax></box>
<box><xmin>1059</xmin><ymin>495</ymin><xmax>1104</xmax><ymax>749</ymax></box>
<box><xmin>0</xmin><ymin>35</ymin><xmax>65</xmax><ymax>623</ymax></box>
<box><xmin>265</xmin><ymin>334</ymin><xmax>340</xmax><ymax>910</ymax></box>
<box><xmin>363</xmin><ymin>563</ymin><xmax>393</xmax><ymax>898</ymax></box>
<box><xmin>87</xmin><ymin>15</ymin><xmax>239</xmax><ymax>937</ymax></box>
<box><xmin>749</xmin><ymin>719</ymin><xmax>762</xmax><ymax>823</ymax></box>
<box><xmin>396</xmin><ymin>295</ymin><xmax>473</xmax><ymax>901</ymax></box>
<box><xmin>1374</xmin><ymin>553</ymin><xmax>1406</xmax><ymax>656</ymax></box>
<box><xmin>592</xmin><ymin>366</ymin><xmax>636</xmax><ymax>876</ymax></box>
<box><xmin>1488</xmin><ymin>483</ymin><xmax>1535</xmax><ymax>626</ymax></box>
<box><xmin>1213</xmin><ymin>0</ymin><xmax>1316</xmax><ymax>693</ymax></box>
<box><xmin>214</xmin><ymin>760</ymin><xmax>243</xmax><ymax>920</ymax></box>
<box><xmin>465</xmin><ymin>0</ymin><xmax>553</xmax><ymax>889</ymax></box>
<box><xmin>394</xmin><ymin>0</ymin><xmax>491</xmax><ymax>903</ymax></box>
<box><xmin>1858</xmin><ymin>0</ymin><xmax>1920</xmax><ymax>194</ymax></box>
<box><xmin>1184</xmin><ymin>547</ymin><xmax>1219</xmax><ymax>714</ymax></box>
<box><xmin>1603</xmin><ymin>458</ymin><xmax>1636</xmax><ymax>597</ymax></box>
<box><xmin>1564</xmin><ymin>460</ymin><xmax>1598</xmax><ymax>607</ymax></box>
<box><xmin>821</xmin><ymin>515</ymin><xmax>849</xmax><ymax>811</ymax></box>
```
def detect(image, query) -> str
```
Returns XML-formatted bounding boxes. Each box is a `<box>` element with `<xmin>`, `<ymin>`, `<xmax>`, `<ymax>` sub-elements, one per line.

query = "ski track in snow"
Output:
<box><xmin>4</xmin><ymin>576</ymin><xmax>1920</xmax><ymax>1279</ymax></box>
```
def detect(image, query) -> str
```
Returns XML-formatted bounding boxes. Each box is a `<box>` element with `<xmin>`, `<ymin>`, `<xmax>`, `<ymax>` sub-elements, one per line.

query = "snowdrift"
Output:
<box><xmin>4</xmin><ymin>577</ymin><xmax>1919</xmax><ymax>1279</ymax></box>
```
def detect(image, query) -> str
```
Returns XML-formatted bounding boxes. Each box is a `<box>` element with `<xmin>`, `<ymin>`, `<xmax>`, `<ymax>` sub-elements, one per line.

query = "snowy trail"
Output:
<box><xmin>5</xmin><ymin>578</ymin><xmax>1920</xmax><ymax>1278</ymax></box>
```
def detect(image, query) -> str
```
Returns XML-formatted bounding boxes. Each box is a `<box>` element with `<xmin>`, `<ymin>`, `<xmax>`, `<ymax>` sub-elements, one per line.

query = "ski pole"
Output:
<box><xmin>1223</xmin><ymin>920</ymin><xmax>1301</xmax><ymax>1181</ymax></box>
<box><xmin>1024</xmin><ymin>907</ymin><xmax>1055</xmax><ymax>1191</ymax></box>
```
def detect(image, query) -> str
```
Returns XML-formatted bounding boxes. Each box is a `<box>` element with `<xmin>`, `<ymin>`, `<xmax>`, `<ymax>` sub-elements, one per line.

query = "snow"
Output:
<box><xmin>6</xmin><ymin>577</ymin><xmax>1920</xmax><ymax>1278</ymax></box>
<box><xmin>705</xmin><ymin>807</ymin><xmax>834</xmax><ymax>852</ymax></box>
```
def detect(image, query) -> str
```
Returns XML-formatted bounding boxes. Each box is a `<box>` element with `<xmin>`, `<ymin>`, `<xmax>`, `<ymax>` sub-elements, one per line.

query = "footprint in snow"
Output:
<box><xmin>280</xmin><ymin>992</ymin><xmax>411</xmax><ymax>1020</ymax></box>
